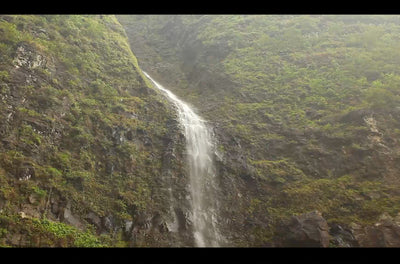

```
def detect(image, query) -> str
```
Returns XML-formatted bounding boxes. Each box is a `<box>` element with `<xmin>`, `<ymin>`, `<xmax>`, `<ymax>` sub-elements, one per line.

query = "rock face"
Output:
<box><xmin>13</xmin><ymin>43</ymin><xmax>48</xmax><ymax>70</ymax></box>
<box><xmin>278</xmin><ymin>211</ymin><xmax>330</xmax><ymax>247</ymax></box>
<box><xmin>117</xmin><ymin>15</ymin><xmax>400</xmax><ymax>247</ymax></box>
<box><xmin>85</xmin><ymin>211</ymin><xmax>102</xmax><ymax>233</ymax></box>
<box><xmin>0</xmin><ymin>15</ymin><xmax>192</xmax><ymax>247</ymax></box>
<box><xmin>62</xmin><ymin>202</ymin><xmax>84</xmax><ymax>230</ymax></box>
<box><xmin>351</xmin><ymin>213</ymin><xmax>400</xmax><ymax>247</ymax></box>
<box><xmin>329</xmin><ymin>223</ymin><xmax>359</xmax><ymax>247</ymax></box>
<box><xmin>277</xmin><ymin>211</ymin><xmax>400</xmax><ymax>247</ymax></box>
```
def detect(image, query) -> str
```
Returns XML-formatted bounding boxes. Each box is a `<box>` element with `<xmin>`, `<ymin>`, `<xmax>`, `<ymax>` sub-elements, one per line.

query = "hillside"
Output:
<box><xmin>2</xmin><ymin>14</ymin><xmax>400</xmax><ymax>248</ymax></box>
<box><xmin>118</xmin><ymin>15</ymin><xmax>400</xmax><ymax>246</ymax></box>
<box><xmin>0</xmin><ymin>15</ymin><xmax>190</xmax><ymax>247</ymax></box>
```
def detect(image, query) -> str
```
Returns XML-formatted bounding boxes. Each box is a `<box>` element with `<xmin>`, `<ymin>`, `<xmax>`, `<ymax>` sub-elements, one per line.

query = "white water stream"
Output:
<box><xmin>143</xmin><ymin>72</ymin><xmax>222</xmax><ymax>247</ymax></box>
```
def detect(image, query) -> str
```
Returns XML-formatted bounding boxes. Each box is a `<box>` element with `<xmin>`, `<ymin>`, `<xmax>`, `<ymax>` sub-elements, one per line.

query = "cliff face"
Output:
<box><xmin>0</xmin><ymin>15</ymin><xmax>192</xmax><ymax>247</ymax></box>
<box><xmin>3</xmin><ymin>14</ymin><xmax>400</xmax><ymax>248</ymax></box>
<box><xmin>118</xmin><ymin>15</ymin><xmax>400</xmax><ymax>246</ymax></box>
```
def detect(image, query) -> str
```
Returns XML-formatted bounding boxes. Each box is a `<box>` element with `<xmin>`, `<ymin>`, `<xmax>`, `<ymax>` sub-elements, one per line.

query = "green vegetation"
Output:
<box><xmin>32</xmin><ymin>218</ymin><xmax>105</xmax><ymax>247</ymax></box>
<box><xmin>118</xmin><ymin>15</ymin><xmax>400</xmax><ymax>246</ymax></box>
<box><xmin>251</xmin><ymin>159</ymin><xmax>305</xmax><ymax>184</ymax></box>
<box><xmin>2</xmin><ymin>14</ymin><xmax>400</xmax><ymax>247</ymax></box>
<box><xmin>0</xmin><ymin>15</ymin><xmax>177</xmax><ymax>247</ymax></box>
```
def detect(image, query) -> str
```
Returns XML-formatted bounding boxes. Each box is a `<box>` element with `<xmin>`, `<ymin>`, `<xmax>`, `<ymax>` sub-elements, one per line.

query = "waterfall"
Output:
<box><xmin>143</xmin><ymin>72</ymin><xmax>222</xmax><ymax>247</ymax></box>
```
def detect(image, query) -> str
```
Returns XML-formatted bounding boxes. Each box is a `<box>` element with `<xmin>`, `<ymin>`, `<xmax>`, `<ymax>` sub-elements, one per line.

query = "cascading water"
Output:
<box><xmin>143</xmin><ymin>71</ymin><xmax>223</xmax><ymax>247</ymax></box>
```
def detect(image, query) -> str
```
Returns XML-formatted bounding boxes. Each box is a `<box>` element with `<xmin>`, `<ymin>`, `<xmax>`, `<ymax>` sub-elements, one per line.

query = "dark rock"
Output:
<box><xmin>10</xmin><ymin>233</ymin><xmax>22</xmax><ymax>246</ymax></box>
<box><xmin>102</xmin><ymin>215</ymin><xmax>115</xmax><ymax>232</ymax></box>
<box><xmin>351</xmin><ymin>213</ymin><xmax>400</xmax><ymax>247</ymax></box>
<box><xmin>174</xmin><ymin>208</ymin><xmax>189</xmax><ymax>232</ymax></box>
<box><xmin>143</xmin><ymin>136</ymin><xmax>152</xmax><ymax>146</ymax></box>
<box><xmin>50</xmin><ymin>196</ymin><xmax>61</xmax><ymax>217</ymax></box>
<box><xmin>151</xmin><ymin>213</ymin><xmax>169</xmax><ymax>233</ymax></box>
<box><xmin>329</xmin><ymin>223</ymin><xmax>359</xmax><ymax>247</ymax></box>
<box><xmin>340</xmin><ymin>109</ymin><xmax>374</xmax><ymax>125</ymax></box>
<box><xmin>151</xmin><ymin>213</ymin><xmax>162</xmax><ymax>227</ymax></box>
<box><xmin>66</xmin><ymin>176</ymin><xmax>84</xmax><ymax>191</ymax></box>
<box><xmin>126</xmin><ymin>130</ymin><xmax>134</xmax><ymax>140</ymax></box>
<box><xmin>111</xmin><ymin>127</ymin><xmax>126</xmax><ymax>145</ymax></box>
<box><xmin>279</xmin><ymin>210</ymin><xmax>330</xmax><ymax>247</ymax></box>
<box><xmin>62</xmin><ymin>202</ymin><xmax>84</xmax><ymax>230</ymax></box>
<box><xmin>159</xmin><ymin>222</ymin><xmax>169</xmax><ymax>233</ymax></box>
<box><xmin>105</xmin><ymin>161</ymin><xmax>115</xmax><ymax>175</ymax></box>
<box><xmin>16</xmin><ymin>163</ymin><xmax>35</xmax><ymax>181</ymax></box>
<box><xmin>85</xmin><ymin>211</ymin><xmax>102</xmax><ymax>231</ymax></box>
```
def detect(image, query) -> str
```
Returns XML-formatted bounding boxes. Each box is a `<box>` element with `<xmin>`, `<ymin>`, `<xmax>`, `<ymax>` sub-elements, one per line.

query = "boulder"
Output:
<box><xmin>85</xmin><ymin>211</ymin><xmax>102</xmax><ymax>232</ymax></box>
<box><xmin>279</xmin><ymin>210</ymin><xmax>330</xmax><ymax>247</ymax></box>
<box><xmin>351</xmin><ymin>212</ymin><xmax>400</xmax><ymax>247</ymax></box>
<box><xmin>50</xmin><ymin>196</ymin><xmax>60</xmax><ymax>216</ymax></box>
<box><xmin>329</xmin><ymin>223</ymin><xmax>359</xmax><ymax>247</ymax></box>
<box><xmin>62</xmin><ymin>202</ymin><xmax>84</xmax><ymax>230</ymax></box>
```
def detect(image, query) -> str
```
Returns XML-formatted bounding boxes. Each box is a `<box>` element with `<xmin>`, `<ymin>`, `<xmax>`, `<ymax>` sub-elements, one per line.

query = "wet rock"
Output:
<box><xmin>278</xmin><ymin>210</ymin><xmax>330</xmax><ymax>247</ymax></box>
<box><xmin>136</xmin><ymin>213</ymin><xmax>153</xmax><ymax>231</ymax></box>
<box><xmin>174</xmin><ymin>208</ymin><xmax>190</xmax><ymax>232</ymax></box>
<box><xmin>151</xmin><ymin>213</ymin><xmax>169</xmax><ymax>233</ymax></box>
<box><xmin>151</xmin><ymin>213</ymin><xmax>162</xmax><ymax>227</ymax></box>
<box><xmin>329</xmin><ymin>223</ymin><xmax>359</xmax><ymax>247</ymax></box>
<box><xmin>102</xmin><ymin>215</ymin><xmax>115</xmax><ymax>232</ymax></box>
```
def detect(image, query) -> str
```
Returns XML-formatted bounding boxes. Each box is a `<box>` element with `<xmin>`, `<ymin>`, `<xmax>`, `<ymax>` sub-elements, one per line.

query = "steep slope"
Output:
<box><xmin>118</xmin><ymin>15</ymin><xmax>400</xmax><ymax>246</ymax></box>
<box><xmin>0</xmin><ymin>15</ymin><xmax>190</xmax><ymax>247</ymax></box>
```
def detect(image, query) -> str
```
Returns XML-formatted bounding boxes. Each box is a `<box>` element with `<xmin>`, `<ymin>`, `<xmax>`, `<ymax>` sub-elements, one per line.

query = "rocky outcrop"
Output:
<box><xmin>350</xmin><ymin>212</ymin><xmax>400</xmax><ymax>247</ymax></box>
<box><xmin>329</xmin><ymin>223</ymin><xmax>359</xmax><ymax>247</ymax></box>
<box><xmin>62</xmin><ymin>202</ymin><xmax>84</xmax><ymax>230</ymax></box>
<box><xmin>277</xmin><ymin>211</ymin><xmax>330</xmax><ymax>247</ymax></box>
<box><xmin>85</xmin><ymin>211</ymin><xmax>102</xmax><ymax>233</ymax></box>
<box><xmin>327</xmin><ymin>212</ymin><xmax>400</xmax><ymax>247</ymax></box>
<box><xmin>13</xmin><ymin>42</ymin><xmax>50</xmax><ymax>70</ymax></box>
